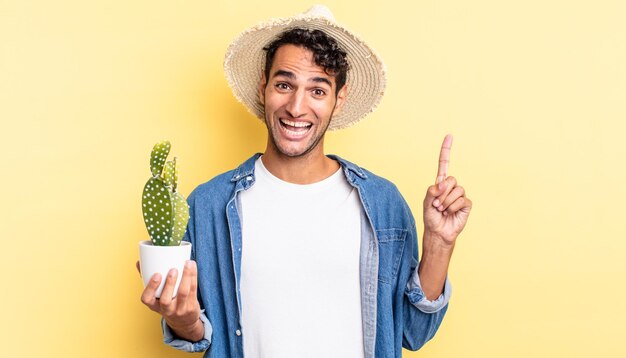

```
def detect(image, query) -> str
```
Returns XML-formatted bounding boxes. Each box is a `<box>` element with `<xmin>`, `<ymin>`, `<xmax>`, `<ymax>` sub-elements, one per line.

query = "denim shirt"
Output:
<box><xmin>162</xmin><ymin>153</ymin><xmax>452</xmax><ymax>358</ymax></box>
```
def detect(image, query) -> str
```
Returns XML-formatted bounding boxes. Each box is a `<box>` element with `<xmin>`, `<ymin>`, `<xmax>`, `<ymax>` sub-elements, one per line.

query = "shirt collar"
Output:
<box><xmin>230</xmin><ymin>153</ymin><xmax>368</xmax><ymax>182</ymax></box>
<box><xmin>230</xmin><ymin>153</ymin><xmax>262</xmax><ymax>182</ymax></box>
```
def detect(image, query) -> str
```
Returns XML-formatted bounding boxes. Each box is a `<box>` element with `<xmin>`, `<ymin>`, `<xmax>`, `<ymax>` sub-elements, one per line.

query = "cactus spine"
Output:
<box><xmin>142</xmin><ymin>140</ymin><xmax>190</xmax><ymax>246</ymax></box>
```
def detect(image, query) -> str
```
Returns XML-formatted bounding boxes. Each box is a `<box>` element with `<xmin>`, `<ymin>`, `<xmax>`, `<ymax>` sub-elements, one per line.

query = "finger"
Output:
<box><xmin>188</xmin><ymin>260</ymin><xmax>198</xmax><ymax>298</ymax></box>
<box><xmin>439</xmin><ymin>186</ymin><xmax>465</xmax><ymax>212</ymax></box>
<box><xmin>136</xmin><ymin>260</ymin><xmax>141</xmax><ymax>275</ymax></box>
<box><xmin>176</xmin><ymin>261</ymin><xmax>193</xmax><ymax>303</ymax></box>
<box><xmin>424</xmin><ymin>180</ymin><xmax>448</xmax><ymax>208</ymax></box>
<box><xmin>140</xmin><ymin>273</ymin><xmax>162</xmax><ymax>311</ymax></box>
<box><xmin>460</xmin><ymin>197</ymin><xmax>473</xmax><ymax>213</ymax></box>
<box><xmin>159</xmin><ymin>268</ymin><xmax>179</xmax><ymax>314</ymax></box>
<box><xmin>436</xmin><ymin>134</ymin><xmax>453</xmax><ymax>184</ymax></box>
<box><xmin>432</xmin><ymin>176</ymin><xmax>457</xmax><ymax>210</ymax></box>
<box><xmin>445</xmin><ymin>196</ymin><xmax>469</xmax><ymax>215</ymax></box>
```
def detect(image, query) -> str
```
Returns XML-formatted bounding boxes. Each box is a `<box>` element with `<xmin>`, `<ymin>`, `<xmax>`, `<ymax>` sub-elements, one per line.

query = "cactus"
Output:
<box><xmin>142</xmin><ymin>140</ymin><xmax>190</xmax><ymax>246</ymax></box>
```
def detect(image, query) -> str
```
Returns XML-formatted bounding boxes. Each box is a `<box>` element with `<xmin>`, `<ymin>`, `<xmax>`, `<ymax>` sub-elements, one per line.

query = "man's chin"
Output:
<box><xmin>275</xmin><ymin>146</ymin><xmax>312</xmax><ymax>158</ymax></box>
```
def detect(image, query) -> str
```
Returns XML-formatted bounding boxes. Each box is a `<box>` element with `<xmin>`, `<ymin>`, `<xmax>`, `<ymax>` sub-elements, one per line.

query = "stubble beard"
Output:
<box><xmin>266</xmin><ymin>109</ymin><xmax>335</xmax><ymax>159</ymax></box>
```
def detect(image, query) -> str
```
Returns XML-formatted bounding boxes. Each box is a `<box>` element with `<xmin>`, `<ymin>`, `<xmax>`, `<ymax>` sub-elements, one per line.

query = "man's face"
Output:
<box><xmin>259</xmin><ymin>44</ymin><xmax>347</xmax><ymax>158</ymax></box>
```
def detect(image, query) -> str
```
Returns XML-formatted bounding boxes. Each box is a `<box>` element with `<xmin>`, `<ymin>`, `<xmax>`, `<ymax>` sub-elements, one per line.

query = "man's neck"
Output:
<box><xmin>261</xmin><ymin>147</ymin><xmax>340</xmax><ymax>185</ymax></box>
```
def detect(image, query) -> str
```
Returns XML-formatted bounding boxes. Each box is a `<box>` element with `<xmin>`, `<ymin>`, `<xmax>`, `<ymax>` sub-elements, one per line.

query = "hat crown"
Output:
<box><xmin>301</xmin><ymin>4</ymin><xmax>335</xmax><ymax>22</ymax></box>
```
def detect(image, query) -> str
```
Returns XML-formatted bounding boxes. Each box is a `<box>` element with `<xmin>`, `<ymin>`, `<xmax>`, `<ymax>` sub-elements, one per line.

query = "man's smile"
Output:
<box><xmin>278</xmin><ymin>118</ymin><xmax>313</xmax><ymax>138</ymax></box>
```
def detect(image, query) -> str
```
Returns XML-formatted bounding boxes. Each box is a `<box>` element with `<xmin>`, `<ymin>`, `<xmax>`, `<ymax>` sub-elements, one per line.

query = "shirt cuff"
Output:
<box><xmin>161</xmin><ymin>310</ymin><xmax>212</xmax><ymax>352</ymax></box>
<box><xmin>405</xmin><ymin>272</ymin><xmax>452</xmax><ymax>314</ymax></box>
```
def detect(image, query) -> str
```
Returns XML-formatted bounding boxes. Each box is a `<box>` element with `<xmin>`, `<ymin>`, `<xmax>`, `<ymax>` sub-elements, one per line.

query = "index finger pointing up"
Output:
<box><xmin>436</xmin><ymin>134</ymin><xmax>453</xmax><ymax>184</ymax></box>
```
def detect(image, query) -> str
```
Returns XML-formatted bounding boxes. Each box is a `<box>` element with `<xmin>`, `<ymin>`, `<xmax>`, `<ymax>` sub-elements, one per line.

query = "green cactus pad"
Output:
<box><xmin>170</xmin><ymin>191</ymin><xmax>190</xmax><ymax>245</ymax></box>
<box><xmin>163</xmin><ymin>160</ymin><xmax>175</xmax><ymax>188</ymax></box>
<box><xmin>142</xmin><ymin>177</ymin><xmax>174</xmax><ymax>245</ymax></box>
<box><xmin>172</xmin><ymin>157</ymin><xmax>179</xmax><ymax>191</ymax></box>
<box><xmin>143</xmin><ymin>140</ymin><xmax>188</xmax><ymax>246</ymax></box>
<box><xmin>150</xmin><ymin>140</ymin><xmax>171</xmax><ymax>177</ymax></box>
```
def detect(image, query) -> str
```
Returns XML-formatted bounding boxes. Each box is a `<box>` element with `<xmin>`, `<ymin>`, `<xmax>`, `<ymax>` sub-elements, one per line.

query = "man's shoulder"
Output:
<box><xmin>335</xmin><ymin>156</ymin><xmax>415</xmax><ymax>225</ymax></box>
<box><xmin>360</xmin><ymin>166</ymin><xmax>399</xmax><ymax>189</ymax></box>
<box><xmin>187</xmin><ymin>153</ymin><xmax>261</xmax><ymax>205</ymax></box>
<box><xmin>331</xmin><ymin>154</ymin><xmax>401</xmax><ymax>193</ymax></box>
<box><xmin>360</xmin><ymin>169</ymin><xmax>407</xmax><ymax>208</ymax></box>
<box><xmin>191</xmin><ymin>170</ymin><xmax>235</xmax><ymax>196</ymax></box>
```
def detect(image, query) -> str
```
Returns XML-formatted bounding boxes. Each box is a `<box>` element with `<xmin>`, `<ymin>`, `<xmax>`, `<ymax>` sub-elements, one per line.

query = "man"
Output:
<box><xmin>138</xmin><ymin>5</ymin><xmax>472</xmax><ymax>358</ymax></box>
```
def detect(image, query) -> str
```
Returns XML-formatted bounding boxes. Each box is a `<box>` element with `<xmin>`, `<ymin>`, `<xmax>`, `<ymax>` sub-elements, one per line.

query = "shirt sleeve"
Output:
<box><xmin>161</xmin><ymin>309</ymin><xmax>212</xmax><ymax>352</ymax></box>
<box><xmin>405</xmin><ymin>271</ymin><xmax>452</xmax><ymax>314</ymax></box>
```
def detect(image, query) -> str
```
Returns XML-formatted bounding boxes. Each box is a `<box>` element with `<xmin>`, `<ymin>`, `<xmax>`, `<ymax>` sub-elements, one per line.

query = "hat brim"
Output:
<box><xmin>224</xmin><ymin>15</ymin><xmax>386</xmax><ymax>130</ymax></box>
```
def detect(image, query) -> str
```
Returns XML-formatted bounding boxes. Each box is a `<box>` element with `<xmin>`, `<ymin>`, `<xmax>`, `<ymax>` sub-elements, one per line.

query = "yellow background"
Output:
<box><xmin>2</xmin><ymin>0</ymin><xmax>625</xmax><ymax>357</ymax></box>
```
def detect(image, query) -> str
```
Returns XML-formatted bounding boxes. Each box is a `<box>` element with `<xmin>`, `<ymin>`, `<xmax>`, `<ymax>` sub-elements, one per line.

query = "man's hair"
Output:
<box><xmin>263</xmin><ymin>28</ymin><xmax>350</xmax><ymax>94</ymax></box>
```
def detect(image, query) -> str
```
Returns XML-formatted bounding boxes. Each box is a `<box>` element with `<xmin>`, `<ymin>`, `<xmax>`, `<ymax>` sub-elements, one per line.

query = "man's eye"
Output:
<box><xmin>313</xmin><ymin>89</ymin><xmax>326</xmax><ymax>96</ymax></box>
<box><xmin>276</xmin><ymin>83</ymin><xmax>290</xmax><ymax>90</ymax></box>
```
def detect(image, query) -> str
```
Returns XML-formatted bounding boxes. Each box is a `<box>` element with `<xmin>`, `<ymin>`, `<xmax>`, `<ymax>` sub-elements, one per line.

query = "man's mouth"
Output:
<box><xmin>279</xmin><ymin>118</ymin><xmax>313</xmax><ymax>137</ymax></box>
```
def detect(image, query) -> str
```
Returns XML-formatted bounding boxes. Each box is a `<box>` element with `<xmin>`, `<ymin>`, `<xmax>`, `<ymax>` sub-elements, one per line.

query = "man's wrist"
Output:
<box><xmin>167</xmin><ymin>318</ymin><xmax>205</xmax><ymax>342</ymax></box>
<box><xmin>422</xmin><ymin>231</ymin><xmax>456</xmax><ymax>254</ymax></box>
<box><xmin>418</xmin><ymin>232</ymin><xmax>454</xmax><ymax>300</ymax></box>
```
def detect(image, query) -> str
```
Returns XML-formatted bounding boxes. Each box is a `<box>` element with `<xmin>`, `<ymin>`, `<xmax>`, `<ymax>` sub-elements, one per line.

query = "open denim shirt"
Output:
<box><xmin>161</xmin><ymin>153</ymin><xmax>451</xmax><ymax>357</ymax></box>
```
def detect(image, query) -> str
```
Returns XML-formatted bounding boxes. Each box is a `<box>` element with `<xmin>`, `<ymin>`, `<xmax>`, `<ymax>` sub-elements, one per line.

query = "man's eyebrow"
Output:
<box><xmin>271</xmin><ymin>70</ymin><xmax>333</xmax><ymax>88</ymax></box>
<box><xmin>272</xmin><ymin>70</ymin><xmax>295</xmax><ymax>79</ymax></box>
<box><xmin>311</xmin><ymin>76</ymin><xmax>332</xmax><ymax>88</ymax></box>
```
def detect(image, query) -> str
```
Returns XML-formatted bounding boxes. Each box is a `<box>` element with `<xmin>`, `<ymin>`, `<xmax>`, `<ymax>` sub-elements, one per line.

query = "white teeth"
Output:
<box><xmin>280</xmin><ymin>119</ymin><xmax>311</xmax><ymax>128</ymax></box>
<box><xmin>284</xmin><ymin>128</ymin><xmax>305</xmax><ymax>136</ymax></box>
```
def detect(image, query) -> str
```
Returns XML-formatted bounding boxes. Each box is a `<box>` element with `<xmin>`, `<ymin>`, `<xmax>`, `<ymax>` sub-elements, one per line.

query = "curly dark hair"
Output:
<box><xmin>263</xmin><ymin>28</ymin><xmax>350</xmax><ymax>94</ymax></box>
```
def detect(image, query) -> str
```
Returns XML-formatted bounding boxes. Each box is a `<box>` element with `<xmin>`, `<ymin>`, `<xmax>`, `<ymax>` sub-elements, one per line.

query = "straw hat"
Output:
<box><xmin>223</xmin><ymin>4</ymin><xmax>386</xmax><ymax>130</ymax></box>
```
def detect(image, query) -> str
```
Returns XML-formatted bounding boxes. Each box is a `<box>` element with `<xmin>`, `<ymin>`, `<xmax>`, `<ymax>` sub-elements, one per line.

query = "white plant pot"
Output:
<box><xmin>139</xmin><ymin>240</ymin><xmax>192</xmax><ymax>299</ymax></box>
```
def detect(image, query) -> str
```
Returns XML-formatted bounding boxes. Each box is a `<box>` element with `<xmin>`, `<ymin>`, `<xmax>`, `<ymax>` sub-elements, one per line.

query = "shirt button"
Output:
<box><xmin>246</xmin><ymin>176</ymin><xmax>252</xmax><ymax>181</ymax></box>
<box><xmin>235</xmin><ymin>329</ymin><xmax>242</xmax><ymax>336</ymax></box>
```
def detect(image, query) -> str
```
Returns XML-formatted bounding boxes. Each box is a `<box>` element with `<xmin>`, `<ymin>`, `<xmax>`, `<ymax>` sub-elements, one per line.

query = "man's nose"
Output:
<box><xmin>285</xmin><ymin>89</ymin><xmax>307</xmax><ymax>118</ymax></box>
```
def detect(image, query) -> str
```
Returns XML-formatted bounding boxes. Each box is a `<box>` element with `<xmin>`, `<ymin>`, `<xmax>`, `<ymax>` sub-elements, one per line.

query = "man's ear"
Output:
<box><xmin>258</xmin><ymin>73</ymin><xmax>267</xmax><ymax>104</ymax></box>
<box><xmin>333</xmin><ymin>85</ymin><xmax>348</xmax><ymax>114</ymax></box>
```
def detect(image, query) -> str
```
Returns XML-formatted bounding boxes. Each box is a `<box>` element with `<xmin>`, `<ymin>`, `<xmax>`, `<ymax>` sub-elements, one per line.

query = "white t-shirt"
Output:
<box><xmin>239</xmin><ymin>157</ymin><xmax>364</xmax><ymax>358</ymax></box>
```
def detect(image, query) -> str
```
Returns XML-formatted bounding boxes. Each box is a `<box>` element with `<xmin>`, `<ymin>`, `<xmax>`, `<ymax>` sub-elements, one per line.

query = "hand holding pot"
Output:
<box><xmin>138</xmin><ymin>259</ymin><xmax>205</xmax><ymax>341</ymax></box>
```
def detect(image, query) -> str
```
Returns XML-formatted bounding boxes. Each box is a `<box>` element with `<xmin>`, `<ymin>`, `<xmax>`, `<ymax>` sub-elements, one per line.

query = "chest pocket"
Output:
<box><xmin>377</xmin><ymin>228</ymin><xmax>407</xmax><ymax>284</ymax></box>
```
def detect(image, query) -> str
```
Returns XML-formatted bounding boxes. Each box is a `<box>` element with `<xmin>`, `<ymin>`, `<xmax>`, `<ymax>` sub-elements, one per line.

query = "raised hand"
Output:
<box><xmin>138</xmin><ymin>260</ymin><xmax>205</xmax><ymax>341</ymax></box>
<box><xmin>422</xmin><ymin>134</ymin><xmax>472</xmax><ymax>246</ymax></box>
